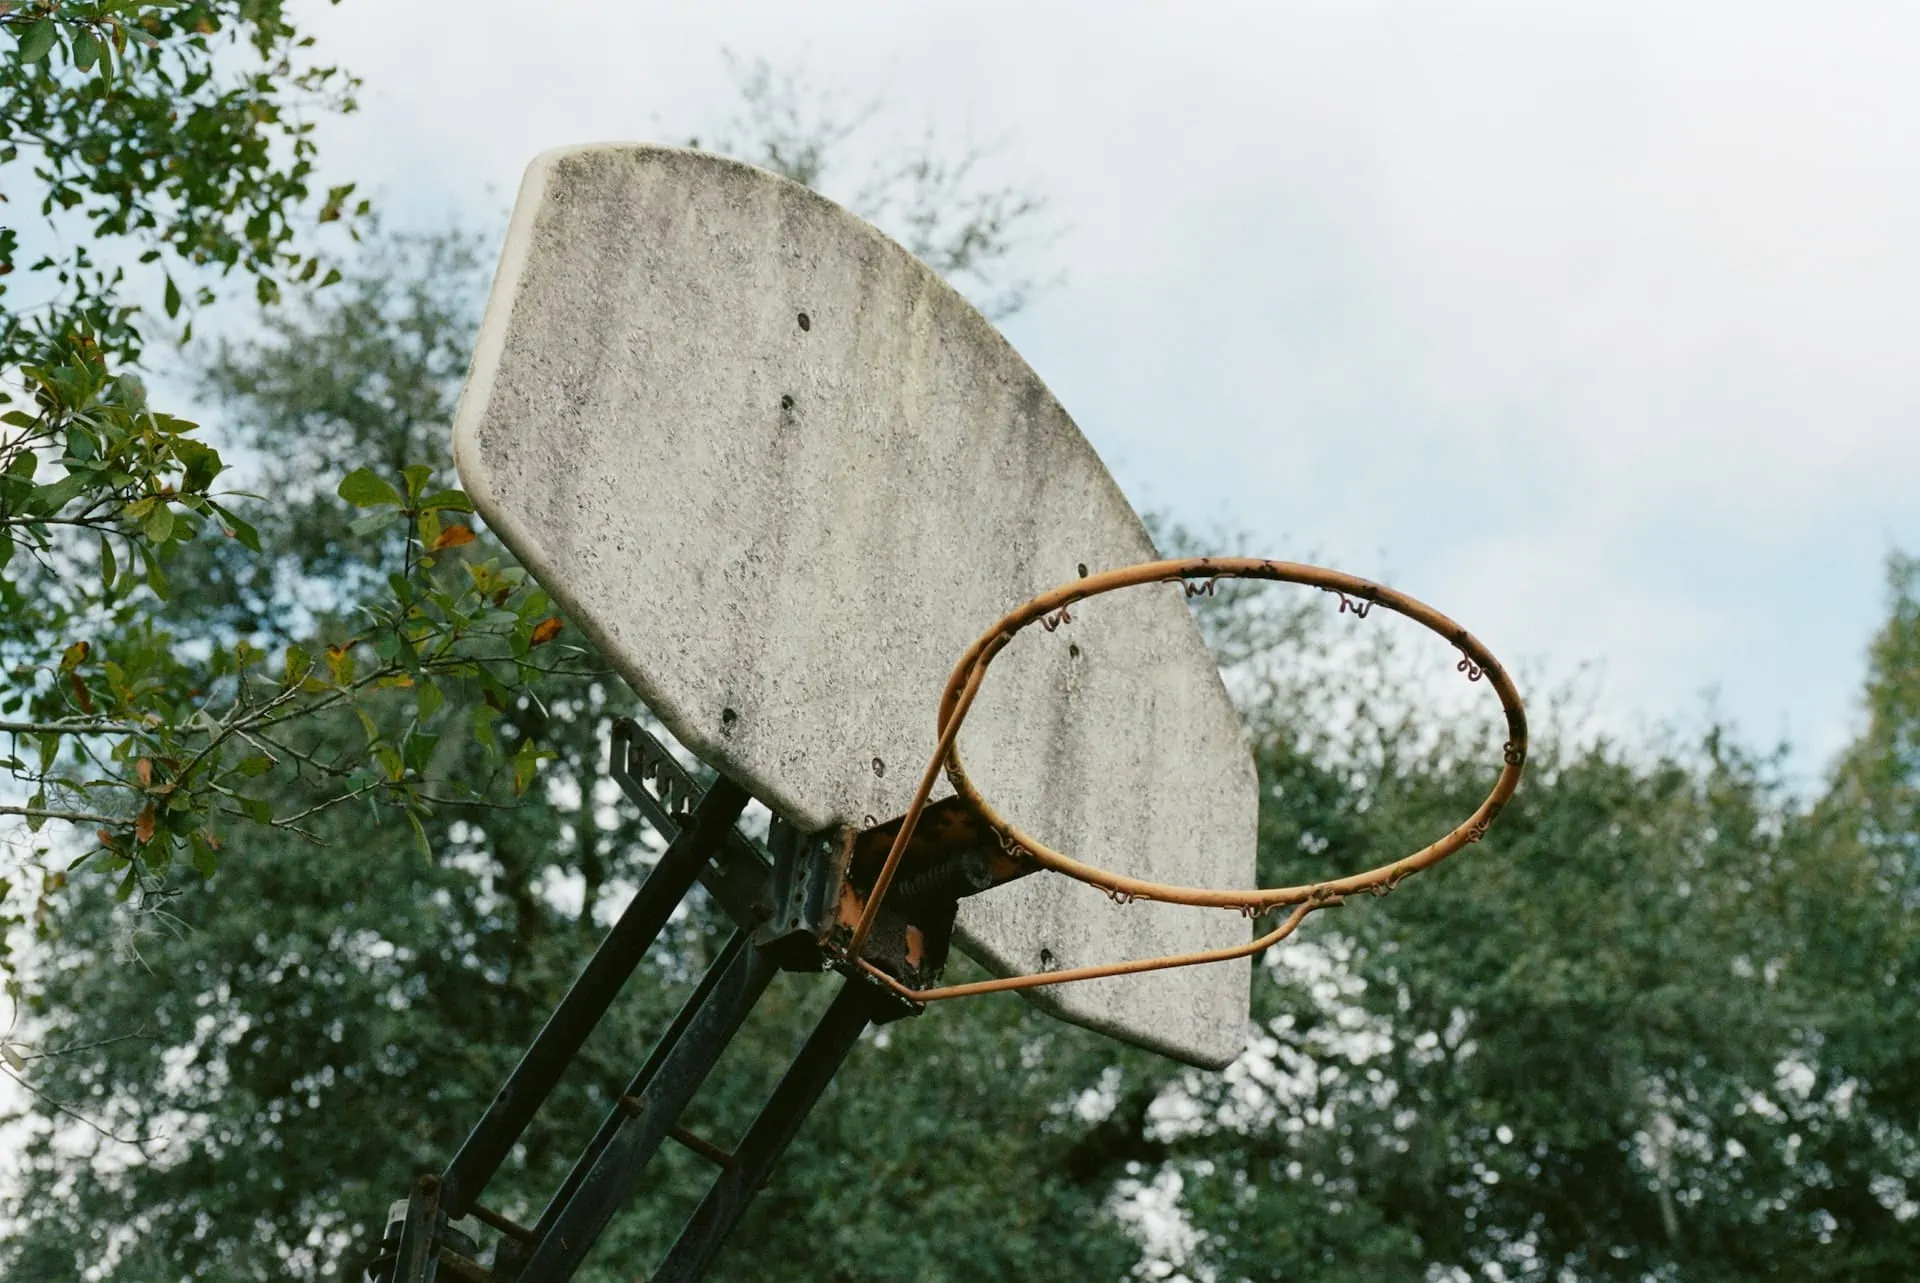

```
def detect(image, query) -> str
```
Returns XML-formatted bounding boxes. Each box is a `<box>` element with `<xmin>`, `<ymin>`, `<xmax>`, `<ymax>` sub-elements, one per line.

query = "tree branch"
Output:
<box><xmin>0</xmin><ymin>805</ymin><xmax>121</xmax><ymax>826</ymax></box>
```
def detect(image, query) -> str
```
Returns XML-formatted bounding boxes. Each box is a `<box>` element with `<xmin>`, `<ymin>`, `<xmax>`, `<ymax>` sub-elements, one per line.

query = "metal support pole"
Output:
<box><xmin>387</xmin><ymin>1175</ymin><xmax>442</xmax><ymax>1283</ymax></box>
<box><xmin>650</xmin><ymin>974</ymin><xmax>885</xmax><ymax>1283</ymax></box>
<box><xmin>528</xmin><ymin>929</ymin><xmax>752</xmax><ymax>1243</ymax></box>
<box><xmin>514</xmin><ymin>939</ymin><xmax>782</xmax><ymax>1281</ymax></box>
<box><xmin>437</xmin><ymin>777</ymin><xmax>750</xmax><ymax>1219</ymax></box>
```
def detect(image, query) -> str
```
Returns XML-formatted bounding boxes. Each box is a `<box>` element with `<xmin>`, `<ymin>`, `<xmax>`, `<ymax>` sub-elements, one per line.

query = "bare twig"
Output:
<box><xmin>1</xmin><ymin>1062</ymin><xmax>163</xmax><ymax>1149</ymax></box>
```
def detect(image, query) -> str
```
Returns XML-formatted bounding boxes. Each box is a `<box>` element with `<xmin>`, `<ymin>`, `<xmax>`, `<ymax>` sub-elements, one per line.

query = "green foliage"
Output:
<box><xmin>0</xmin><ymin>370</ymin><xmax>578</xmax><ymax>939</ymax></box>
<box><xmin>0</xmin><ymin>0</ymin><xmax>362</xmax><ymax>368</ymax></box>
<box><xmin>0</xmin><ymin>4</ymin><xmax>565</xmax><ymax>1016</ymax></box>
<box><xmin>1144</xmin><ymin>564</ymin><xmax>1920</xmax><ymax>1281</ymax></box>
<box><xmin>0</xmin><ymin>0</ymin><xmax>377</xmax><ymax>975</ymax></box>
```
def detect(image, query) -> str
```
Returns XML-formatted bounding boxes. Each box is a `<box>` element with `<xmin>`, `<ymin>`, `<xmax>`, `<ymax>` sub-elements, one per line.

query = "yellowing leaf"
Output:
<box><xmin>431</xmin><ymin>524</ymin><xmax>476</xmax><ymax>551</ymax></box>
<box><xmin>530</xmin><ymin>617</ymin><xmax>565</xmax><ymax>647</ymax></box>
<box><xmin>135</xmin><ymin>804</ymin><xmax>156</xmax><ymax>845</ymax></box>
<box><xmin>325</xmin><ymin>643</ymin><xmax>355</xmax><ymax>686</ymax></box>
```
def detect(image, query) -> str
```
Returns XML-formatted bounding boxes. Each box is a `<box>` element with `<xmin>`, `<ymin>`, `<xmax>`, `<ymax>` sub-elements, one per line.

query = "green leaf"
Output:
<box><xmin>408</xmin><ymin>812</ymin><xmax>431</xmax><ymax>861</ymax></box>
<box><xmin>71</xmin><ymin>30</ymin><xmax>100</xmax><ymax>72</ymax></box>
<box><xmin>418</xmin><ymin>489</ymin><xmax>474</xmax><ymax>513</ymax></box>
<box><xmin>190</xmin><ymin>831</ymin><xmax>218</xmax><ymax>879</ymax></box>
<box><xmin>144</xmin><ymin>501</ymin><xmax>175</xmax><ymax>544</ymax></box>
<box><xmin>28</xmin><ymin>472</ymin><xmax>88</xmax><ymax>515</ymax></box>
<box><xmin>140</xmin><ymin>541</ymin><xmax>169</xmax><ymax>599</ymax></box>
<box><xmin>374</xmin><ymin>743</ymin><xmax>405</xmax><ymax>783</ymax></box>
<box><xmin>349</xmin><ymin>509</ymin><xmax>401</xmax><ymax>537</ymax></box>
<box><xmin>65</xmin><ymin>425</ymin><xmax>100</xmax><ymax>464</ymax></box>
<box><xmin>416</xmin><ymin>681</ymin><xmax>443</xmax><ymax>723</ymax></box>
<box><xmin>164</xmin><ymin>275</ymin><xmax>182</xmax><ymax>319</ymax></box>
<box><xmin>403</xmin><ymin>729</ymin><xmax>440</xmax><ymax>774</ymax></box>
<box><xmin>471</xmin><ymin>704</ymin><xmax>499</xmax><ymax>754</ymax></box>
<box><xmin>212</xmin><ymin>503</ymin><xmax>261</xmax><ymax>552</ymax></box>
<box><xmin>241</xmin><ymin>798</ymin><xmax>274</xmax><ymax>825</ymax></box>
<box><xmin>174</xmin><ymin>438</ymin><xmax>221</xmax><ymax>493</ymax></box>
<box><xmin>401</xmin><ymin>464</ymin><xmax>433</xmax><ymax>501</ymax></box>
<box><xmin>16</xmin><ymin>19</ymin><xmax>57</xmax><ymax>65</ymax></box>
<box><xmin>284</xmin><ymin>644</ymin><xmax>314</xmax><ymax>686</ymax></box>
<box><xmin>511</xmin><ymin>737</ymin><xmax>553</xmax><ymax>797</ymax></box>
<box><xmin>337</xmin><ymin>467</ymin><xmax>402</xmax><ymax>509</ymax></box>
<box><xmin>99</xmin><ymin>534</ymin><xmax>116</xmax><ymax>591</ymax></box>
<box><xmin>24</xmin><ymin>791</ymin><xmax>45</xmax><ymax>834</ymax></box>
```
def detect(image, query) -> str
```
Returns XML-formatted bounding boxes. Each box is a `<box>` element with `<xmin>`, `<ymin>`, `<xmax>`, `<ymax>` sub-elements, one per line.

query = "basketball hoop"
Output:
<box><xmin>850</xmin><ymin>557</ymin><xmax>1528</xmax><ymax>1002</ymax></box>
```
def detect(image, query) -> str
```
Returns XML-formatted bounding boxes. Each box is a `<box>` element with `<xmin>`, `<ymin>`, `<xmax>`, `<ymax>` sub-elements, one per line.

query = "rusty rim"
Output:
<box><xmin>849</xmin><ymin>557</ymin><xmax>1528</xmax><ymax>1003</ymax></box>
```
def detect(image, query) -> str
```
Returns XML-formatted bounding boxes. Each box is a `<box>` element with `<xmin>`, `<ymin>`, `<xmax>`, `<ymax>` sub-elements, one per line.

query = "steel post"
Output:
<box><xmin>386</xmin><ymin>1176</ymin><xmax>441</xmax><ymax>1283</ymax></box>
<box><xmin>650</xmin><ymin>974</ymin><xmax>884</xmax><ymax>1282</ymax></box>
<box><xmin>438</xmin><ymin>776</ymin><xmax>749</xmax><ymax>1219</ymax></box>
<box><xmin>514</xmin><ymin>939</ymin><xmax>781</xmax><ymax>1280</ymax></box>
<box><xmin>528</xmin><ymin>928</ymin><xmax>752</xmax><ymax>1245</ymax></box>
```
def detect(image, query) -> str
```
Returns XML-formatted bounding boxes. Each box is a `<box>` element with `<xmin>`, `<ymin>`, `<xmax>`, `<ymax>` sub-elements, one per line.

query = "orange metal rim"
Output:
<box><xmin>849</xmin><ymin>557</ymin><xmax>1529</xmax><ymax>1004</ymax></box>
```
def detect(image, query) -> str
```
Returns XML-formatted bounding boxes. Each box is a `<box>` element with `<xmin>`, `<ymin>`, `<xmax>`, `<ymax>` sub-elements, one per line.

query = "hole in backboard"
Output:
<box><xmin>720</xmin><ymin>707</ymin><xmax>739</xmax><ymax>735</ymax></box>
<box><xmin>797</xmin><ymin>311</ymin><xmax>811</xmax><ymax>331</ymax></box>
<box><xmin>871</xmin><ymin>756</ymin><xmax>886</xmax><ymax>778</ymax></box>
<box><xmin>779</xmin><ymin>394</ymin><xmax>795</xmax><ymax>412</ymax></box>
<box><xmin>1077</xmin><ymin>562</ymin><xmax>1088</xmax><ymax>577</ymax></box>
<box><xmin>1069</xmin><ymin>644</ymin><xmax>1081</xmax><ymax>659</ymax></box>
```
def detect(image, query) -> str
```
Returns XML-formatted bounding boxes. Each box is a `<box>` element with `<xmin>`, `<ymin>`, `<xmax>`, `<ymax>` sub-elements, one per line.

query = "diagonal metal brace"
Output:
<box><xmin>437</xmin><ymin>772</ymin><xmax>750</xmax><ymax>1220</ymax></box>
<box><xmin>651</xmin><ymin>972</ymin><xmax>892</xmax><ymax>1281</ymax></box>
<box><xmin>513</xmin><ymin>940</ymin><xmax>781</xmax><ymax>1279</ymax></box>
<box><xmin>376</xmin><ymin>720</ymin><xmax>982</xmax><ymax>1283</ymax></box>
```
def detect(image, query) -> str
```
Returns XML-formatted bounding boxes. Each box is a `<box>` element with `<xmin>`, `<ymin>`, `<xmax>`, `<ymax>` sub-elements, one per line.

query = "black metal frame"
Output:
<box><xmin>372</xmin><ymin>719</ymin><xmax>922</xmax><ymax>1283</ymax></box>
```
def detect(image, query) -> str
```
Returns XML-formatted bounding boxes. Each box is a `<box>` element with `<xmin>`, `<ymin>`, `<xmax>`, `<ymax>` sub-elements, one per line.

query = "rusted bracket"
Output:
<box><xmin>825</xmin><ymin>798</ymin><xmax>1036</xmax><ymax>989</ymax></box>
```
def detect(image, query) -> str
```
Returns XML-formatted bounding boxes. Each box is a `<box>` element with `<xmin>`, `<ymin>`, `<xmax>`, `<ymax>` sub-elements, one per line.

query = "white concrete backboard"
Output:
<box><xmin>452</xmin><ymin>145</ymin><xmax>1256</xmax><ymax>1068</ymax></box>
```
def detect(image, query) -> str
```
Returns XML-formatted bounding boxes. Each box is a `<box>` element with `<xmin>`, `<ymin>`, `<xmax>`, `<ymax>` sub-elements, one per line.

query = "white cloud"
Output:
<box><xmin>290</xmin><ymin>0</ymin><xmax>1920</xmax><ymax>771</ymax></box>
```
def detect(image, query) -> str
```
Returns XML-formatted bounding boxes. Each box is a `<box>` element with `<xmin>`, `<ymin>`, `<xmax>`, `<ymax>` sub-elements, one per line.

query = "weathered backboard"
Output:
<box><xmin>451</xmin><ymin>145</ymin><xmax>1256</xmax><ymax>1068</ymax></box>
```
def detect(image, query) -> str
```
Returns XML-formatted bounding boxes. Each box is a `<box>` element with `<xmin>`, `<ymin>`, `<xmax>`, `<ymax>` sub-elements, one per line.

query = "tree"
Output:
<box><xmin>0</xmin><ymin>0</ymin><xmax>364</xmax><ymax>857</ymax></box>
<box><xmin>1122</xmin><ymin>559</ymin><xmax>1920</xmax><ymax>1280</ymax></box>
<box><xmin>3</xmin><ymin>57</ymin><xmax>1107</xmax><ymax>1282</ymax></box>
<box><xmin>0</xmin><ymin>2</ymin><xmax>587</xmax><ymax>1055</ymax></box>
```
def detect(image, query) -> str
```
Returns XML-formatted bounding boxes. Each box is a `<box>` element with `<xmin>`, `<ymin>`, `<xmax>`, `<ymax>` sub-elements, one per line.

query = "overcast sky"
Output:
<box><xmin>291</xmin><ymin>0</ymin><xmax>1920</xmax><ymax>781</ymax></box>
